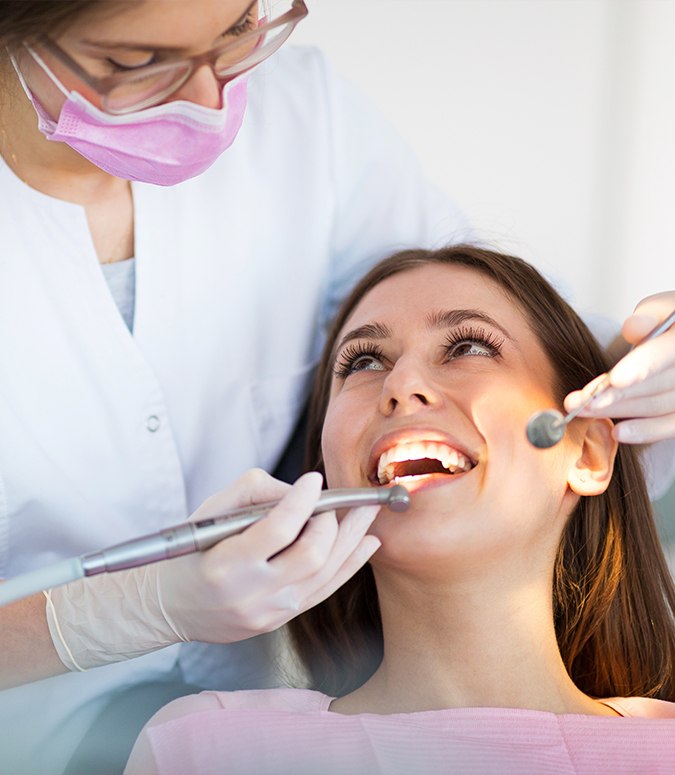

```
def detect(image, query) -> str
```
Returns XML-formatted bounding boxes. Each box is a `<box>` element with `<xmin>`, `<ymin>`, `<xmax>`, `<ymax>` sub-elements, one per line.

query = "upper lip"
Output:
<box><xmin>366</xmin><ymin>427</ymin><xmax>479</xmax><ymax>485</ymax></box>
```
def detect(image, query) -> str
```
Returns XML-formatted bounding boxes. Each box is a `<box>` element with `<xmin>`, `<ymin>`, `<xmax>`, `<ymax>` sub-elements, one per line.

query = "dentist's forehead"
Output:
<box><xmin>65</xmin><ymin>0</ymin><xmax>254</xmax><ymax>47</ymax></box>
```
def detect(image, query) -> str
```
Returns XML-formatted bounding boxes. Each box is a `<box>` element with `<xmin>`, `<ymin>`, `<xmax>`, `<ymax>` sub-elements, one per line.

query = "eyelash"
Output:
<box><xmin>442</xmin><ymin>325</ymin><xmax>504</xmax><ymax>360</ymax></box>
<box><xmin>332</xmin><ymin>326</ymin><xmax>504</xmax><ymax>379</ymax></box>
<box><xmin>106</xmin><ymin>56</ymin><xmax>157</xmax><ymax>72</ymax></box>
<box><xmin>333</xmin><ymin>343</ymin><xmax>386</xmax><ymax>379</ymax></box>
<box><xmin>227</xmin><ymin>10</ymin><xmax>258</xmax><ymax>37</ymax></box>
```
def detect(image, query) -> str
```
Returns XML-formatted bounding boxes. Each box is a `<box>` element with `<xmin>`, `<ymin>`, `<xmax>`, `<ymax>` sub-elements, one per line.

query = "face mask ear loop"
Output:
<box><xmin>8</xmin><ymin>51</ymin><xmax>35</xmax><ymax>101</ymax></box>
<box><xmin>18</xmin><ymin>44</ymin><xmax>70</xmax><ymax>98</ymax></box>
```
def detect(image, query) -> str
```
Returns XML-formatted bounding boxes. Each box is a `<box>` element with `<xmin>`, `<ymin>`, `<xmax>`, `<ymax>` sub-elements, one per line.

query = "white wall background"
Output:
<box><xmin>293</xmin><ymin>0</ymin><xmax>675</xmax><ymax>323</ymax></box>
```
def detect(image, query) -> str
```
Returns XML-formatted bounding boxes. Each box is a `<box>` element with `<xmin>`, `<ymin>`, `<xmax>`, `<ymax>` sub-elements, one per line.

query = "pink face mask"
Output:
<box><xmin>13</xmin><ymin>58</ymin><xmax>248</xmax><ymax>186</ymax></box>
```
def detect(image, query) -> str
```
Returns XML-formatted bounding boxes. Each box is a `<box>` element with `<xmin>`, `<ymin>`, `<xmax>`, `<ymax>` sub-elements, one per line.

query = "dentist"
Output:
<box><xmin>0</xmin><ymin>1</ymin><xmax>470</xmax><ymax>772</ymax></box>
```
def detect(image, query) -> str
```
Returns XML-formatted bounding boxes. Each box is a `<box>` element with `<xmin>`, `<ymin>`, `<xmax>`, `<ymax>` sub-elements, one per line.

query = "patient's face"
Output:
<box><xmin>322</xmin><ymin>263</ymin><xmax>580</xmax><ymax>574</ymax></box>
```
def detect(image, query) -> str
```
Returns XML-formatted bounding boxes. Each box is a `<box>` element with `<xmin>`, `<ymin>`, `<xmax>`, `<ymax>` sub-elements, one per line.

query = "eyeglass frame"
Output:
<box><xmin>22</xmin><ymin>0</ymin><xmax>308</xmax><ymax>114</ymax></box>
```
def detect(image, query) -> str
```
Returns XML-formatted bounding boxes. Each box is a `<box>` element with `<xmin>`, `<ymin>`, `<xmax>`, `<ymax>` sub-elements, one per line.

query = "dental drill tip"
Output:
<box><xmin>386</xmin><ymin>484</ymin><xmax>411</xmax><ymax>512</ymax></box>
<box><xmin>526</xmin><ymin>409</ymin><xmax>566</xmax><ymax>449</ymax></box>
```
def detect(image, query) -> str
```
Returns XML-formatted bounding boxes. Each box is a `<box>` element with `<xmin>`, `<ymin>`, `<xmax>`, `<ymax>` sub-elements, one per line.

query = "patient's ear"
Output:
<box><xmin>567</xmin><ymin>418</ymin><xmax>618</xmax><ymax>496</ymax></box>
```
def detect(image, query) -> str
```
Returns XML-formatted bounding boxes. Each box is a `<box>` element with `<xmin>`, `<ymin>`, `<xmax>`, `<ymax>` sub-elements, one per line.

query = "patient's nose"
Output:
<box><xmin>378</xmin><ymin>358</ymin><xmax>441</xmax><ymax>416</ymax></box>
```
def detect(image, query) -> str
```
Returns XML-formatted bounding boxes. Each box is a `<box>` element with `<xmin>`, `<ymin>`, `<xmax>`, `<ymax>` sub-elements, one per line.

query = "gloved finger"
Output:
<box><xmin>621</xmin><ymin>313</ymin><xmax>661</xmax><ymax>346</ymax></box>
<box><xmin>190</xmin><ymin>467</ymin><xmax>292</xmax><ymax>522</ymax></box>
<box><xmin>265</xmin><ymin>509</ymin><xmax>339</xmax><ymax>576</ymax></box>
<box><xmin>203</xmin><ymin>510</ymin><xmax>344</xmax><ymax>635</ymax></box>
<box><xmin>300</xmin><ymin>533</ymin><xmax>382</xmax><ymax>612</ymax></box>
<box><xmin>590</xmin><ymin>389</ymin><xmax>675</xmax><ymax>420</ymax></box>
<box><xmin>613</xmin><ymin>413</ymin><xmax>675</xmax><ymax>445</ymax></box>
<box><xmin>609</xmin><ymin>327</ymin><xmax>675</xmax><ymax>390</ymax></box>
<box><xmin>233</xmin><ymin>471</ymin><xmax>324</xmax><ymax>560</ymax></box>
<box><xmin>607</xmin><ymin>363</ymin><xmax>675</xmax><ymax>402</ymax></box>
<box><xmin>622</xmin><ymin>291</ymin><xmax>675</xmax><ymax>344</ymax></box>
<box><xmin>566</xmin><ymin>371</ymin><xmax>675</xmax><ymax>420</ymax></box>
<box><xmin>262</xmin><ymin>524</ymin><xmax>381</xmax><ymax>630</ymax></box>
<box><xmin>567</xmin><ymin>322</ymin><xmax>675</xmax><ymax>404</ymax></box>
<box><xmin>269</xmin><ymin>504</ymin><xmax>378</xmax><ymax>585</ymax></box>
<box><xmin>564</xmin><ymin>373</ymin><xmax>609</xmax><ymax>413</ymax></box>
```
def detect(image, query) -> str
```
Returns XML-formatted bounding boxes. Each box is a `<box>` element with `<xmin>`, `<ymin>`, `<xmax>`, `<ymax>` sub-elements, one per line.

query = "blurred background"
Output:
<box><xmin>292</xmin><ymin>0</ymin><xmax>674</xmax><ymax>562</ymax></box>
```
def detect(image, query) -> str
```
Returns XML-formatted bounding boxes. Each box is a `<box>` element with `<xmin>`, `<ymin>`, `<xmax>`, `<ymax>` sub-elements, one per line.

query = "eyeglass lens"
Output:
<box><xmin>105</xmin><ymin>0</ymin><xmax>301</xmax><ymax>112</ymax></box>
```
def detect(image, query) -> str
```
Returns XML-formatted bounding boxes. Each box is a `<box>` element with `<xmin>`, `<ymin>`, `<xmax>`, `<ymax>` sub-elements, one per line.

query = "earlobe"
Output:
<box><xmin>567</xmin><ymin>418</ymin><xmax>618</xmax><ymax>496</ymax></box>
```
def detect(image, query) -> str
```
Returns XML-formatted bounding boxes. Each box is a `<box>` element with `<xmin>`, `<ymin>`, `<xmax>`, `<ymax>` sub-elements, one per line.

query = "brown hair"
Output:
<box><xmin>0</xmin><ymin>1</ymin><xmax>108</xmax><ymax>48</ymax></box>
<box><xmin>289</xmin><ymin>244</ymin><xmax>675</xmax><ymax>702</ymax></box>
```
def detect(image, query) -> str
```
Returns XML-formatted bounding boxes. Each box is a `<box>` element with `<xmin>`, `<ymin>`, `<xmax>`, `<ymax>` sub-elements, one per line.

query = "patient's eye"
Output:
<box><xmin>443</xmin><ymin>326</ymin><xmax>503</xmax><ymax>361</ymax></box>
<box><xmin>333</xmin><ymin>343</ymin><xmax>386</xmax><ymax>378</ymax></box>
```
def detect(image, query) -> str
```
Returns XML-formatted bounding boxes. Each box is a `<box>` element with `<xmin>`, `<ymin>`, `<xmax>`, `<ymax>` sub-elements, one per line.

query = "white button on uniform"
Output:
<box><xmin>146</xmin><ymin>415</ymin><xmax>160</xmax><ymax>432</ymax></box>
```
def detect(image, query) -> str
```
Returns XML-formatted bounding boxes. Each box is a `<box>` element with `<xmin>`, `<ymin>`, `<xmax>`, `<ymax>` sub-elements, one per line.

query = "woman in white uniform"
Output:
<box><xmin>0</xmin><ymin>1</ymin><xmax>673</xmax><ymax>774</ymax></box>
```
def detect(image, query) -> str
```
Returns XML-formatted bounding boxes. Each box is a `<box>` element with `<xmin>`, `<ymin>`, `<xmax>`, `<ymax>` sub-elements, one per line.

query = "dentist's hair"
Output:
<box><xmin>0</xmin><ymin>2</ymin><xmax>113</xmax><ymax>47</ymax></box>
<box><xmin>289</xmin><ymin>244</ymin><xmax>675</xmax><ymax>702</ymax></box>
<box><xmin>0</xmin><ymin>1</ymin><xmax>271</xmax><ymax>47</ymax></box>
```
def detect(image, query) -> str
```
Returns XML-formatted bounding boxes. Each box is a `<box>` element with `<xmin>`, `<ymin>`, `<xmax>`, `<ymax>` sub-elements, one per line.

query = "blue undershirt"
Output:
<box><xmin>100</xmin><ymin>257</ymin><xmax>136</xmax><ymax>332</ymax></box>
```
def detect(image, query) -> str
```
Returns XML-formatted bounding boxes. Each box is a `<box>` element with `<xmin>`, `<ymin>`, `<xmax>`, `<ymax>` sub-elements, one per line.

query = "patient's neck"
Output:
<box><xmin>330</xmin><ymin>564</ymin><xmax>611</xmax><ymax>717</ymax></box>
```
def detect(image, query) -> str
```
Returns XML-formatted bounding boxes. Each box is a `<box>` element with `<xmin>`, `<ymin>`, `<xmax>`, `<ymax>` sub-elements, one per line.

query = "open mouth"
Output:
<box><xmin>374</xmin><ymin>440</ymin><xmax>476</xmax><ymax>486</ymax></box>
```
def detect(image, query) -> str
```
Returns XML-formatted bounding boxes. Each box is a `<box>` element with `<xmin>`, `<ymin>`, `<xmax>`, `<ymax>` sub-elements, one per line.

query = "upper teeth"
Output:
<box><xmin>377</xmin><ymin>441</ymin><xmax>473</xmax><ymax>484</ymax></box>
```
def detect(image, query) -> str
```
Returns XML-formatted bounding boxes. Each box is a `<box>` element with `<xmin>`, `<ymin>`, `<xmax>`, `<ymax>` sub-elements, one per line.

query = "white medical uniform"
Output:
<box><xmin>0</xmin><ymin>46</ymin><xmax>471</xmax><ymax>774</ymax></box>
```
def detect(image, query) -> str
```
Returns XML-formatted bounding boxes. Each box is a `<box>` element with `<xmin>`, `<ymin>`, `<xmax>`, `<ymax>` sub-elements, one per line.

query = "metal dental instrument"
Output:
<box><xmin>527</xmin><ymin>309</ymin><xmax>675</xmax><ymax>449</ymax></box>
<box><xmin>0</xmin><ymin>485</ymin><xmax>410</xmax><ymax>607</ymax></box>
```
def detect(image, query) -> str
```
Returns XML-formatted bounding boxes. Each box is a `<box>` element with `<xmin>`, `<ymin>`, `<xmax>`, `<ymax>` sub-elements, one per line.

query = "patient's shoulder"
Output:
<box><xmin>601</xmin><ymin>696</ymin><xmax>675</xmax><ymax>719</ymax></box>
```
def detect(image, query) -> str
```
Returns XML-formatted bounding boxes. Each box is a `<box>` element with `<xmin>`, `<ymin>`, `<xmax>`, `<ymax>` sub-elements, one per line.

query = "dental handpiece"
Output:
<box><xmin>0</xmin><ymin>486</ymin><xmax>410</xmax><ymax>606</ymax></box>
<box><xmin>526</xmin><ymin>309</ymin><xmax>675</xmax><ymax>449</ymax></box>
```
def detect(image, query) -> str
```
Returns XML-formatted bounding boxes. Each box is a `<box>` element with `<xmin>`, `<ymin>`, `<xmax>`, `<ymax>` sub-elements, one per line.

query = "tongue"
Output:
<box><xmin>392</xmin><ymin>458</ymin><xmax>449</xmax><ymax>478</ymax></box>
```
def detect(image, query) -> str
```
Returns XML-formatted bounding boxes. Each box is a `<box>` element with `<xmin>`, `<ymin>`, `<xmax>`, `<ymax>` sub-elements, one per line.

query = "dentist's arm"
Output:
<box><xmin>0</xmin><ymin>594</ymin><xmax>68</xmax><ymax>689</ymax></box>
<box><xmin>0</xmin><ymin>470</ymin><xmax>381</xmax><ymax>686</ymax></box>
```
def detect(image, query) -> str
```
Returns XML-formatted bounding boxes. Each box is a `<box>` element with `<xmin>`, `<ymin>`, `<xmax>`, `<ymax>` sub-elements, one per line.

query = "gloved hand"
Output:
<box><xmin>46</xmin><ymin>470</ymin><xmax>381</xmax><ymax>670</ymax></box>
<box><xmin>565</xmin><ymin>291</ymin><xmax>675</xmax><ymax>444</ymax></box>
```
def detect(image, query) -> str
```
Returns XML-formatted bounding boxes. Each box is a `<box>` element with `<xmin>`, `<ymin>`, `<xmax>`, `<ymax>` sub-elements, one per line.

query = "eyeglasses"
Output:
<box><xmin>23</xmin><ymin>0</ymin><xmax>308</xmax><ymax>114</ymax></box>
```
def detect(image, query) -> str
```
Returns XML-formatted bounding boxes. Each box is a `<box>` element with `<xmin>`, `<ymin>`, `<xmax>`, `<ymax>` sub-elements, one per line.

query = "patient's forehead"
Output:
<box><xmin>341</xmin><ymin>264</ymin><xmax>531</xmax><ymax>336</ymax></box>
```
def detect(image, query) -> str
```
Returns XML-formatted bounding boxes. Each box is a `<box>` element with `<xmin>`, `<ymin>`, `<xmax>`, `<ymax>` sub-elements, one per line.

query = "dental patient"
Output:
<box><xmin>126</xmin><ymin>246</ymin><xmax>675</xmax><ymax>775</ymax></box>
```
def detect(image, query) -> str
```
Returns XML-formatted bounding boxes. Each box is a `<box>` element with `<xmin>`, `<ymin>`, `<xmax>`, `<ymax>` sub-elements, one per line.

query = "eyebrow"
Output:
<box><xmin>335</xmin><ymin>322</ymin><xmax>392</xmax><ymax>353</ymax></box>
<box><xmin>81</xmin><ymin>0</ymin><xmax>257</xmax><ymax>52</ymax></box>
<box><xmin>425</xmin><ymin>309</ymin><xmax>514</xmax><ymax>341</ymax></box>
<box><xmin>334</xmin><ymin>308</ymin><xmax>514</xmax><ymax>354</ymax></box>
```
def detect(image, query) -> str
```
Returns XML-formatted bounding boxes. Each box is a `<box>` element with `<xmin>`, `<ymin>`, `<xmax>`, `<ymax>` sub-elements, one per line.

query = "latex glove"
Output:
<box><xmin>157</xmin><ymin>469</ymin><xmax>382</xmax><ymax>643</ymax></box>
<box><xmin>46</xmin><ymin>469</ymin><xmax>381</xmax><ymax>670</ymax></box>
<box><xmin>564</xmin><ymin>291</ymin><xmax>675</xmax><ymax>444</ymax></box>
